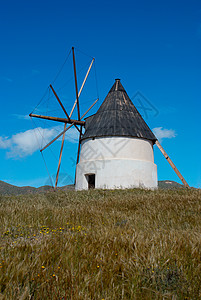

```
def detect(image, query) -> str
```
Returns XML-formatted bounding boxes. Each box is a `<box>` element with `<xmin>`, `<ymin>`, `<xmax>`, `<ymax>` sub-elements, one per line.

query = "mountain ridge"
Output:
<box><xmin>0</xmin><ymin>180</ymin><xmax>187</xmax><ymax>195</ymax></box>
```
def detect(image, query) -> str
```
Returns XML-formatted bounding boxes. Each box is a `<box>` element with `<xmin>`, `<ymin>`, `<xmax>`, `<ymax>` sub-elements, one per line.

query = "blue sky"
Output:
<box><xmin>0</xmin><ymin>0</ymin><xmax>200</xmax><ymax>188</ymax></box>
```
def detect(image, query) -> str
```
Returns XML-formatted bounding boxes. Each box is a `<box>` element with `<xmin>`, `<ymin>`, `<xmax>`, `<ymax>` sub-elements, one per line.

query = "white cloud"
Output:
<box><xmin>0</xmin><ymin>136</ymin><xmax>12</xmax><ymax>149</ymax></box>
<box><xmin>7</xmin><ymin>127</ymin><xmax>58</xmax><ymax>158</ymax></box>
<box><xmin>0</xmin><ymin>125</ymin><xmax>79</xmax><ymax>159</ymax></box>
<box><xmin>152</xmin><ymin>127</ymin><xmax>176</xmax><ymax>142</ymax></box>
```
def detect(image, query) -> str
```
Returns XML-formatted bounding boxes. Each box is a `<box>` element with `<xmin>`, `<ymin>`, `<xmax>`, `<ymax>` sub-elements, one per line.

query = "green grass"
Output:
<box><xmin>0</xmin><ymin>188</ymin><xmax>200</xmax><ymax>299</ymax></box>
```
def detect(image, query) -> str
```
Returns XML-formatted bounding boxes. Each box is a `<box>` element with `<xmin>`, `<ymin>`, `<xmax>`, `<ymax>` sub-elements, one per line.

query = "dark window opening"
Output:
<box><xmin>86</xmin><ymin>174</ymin><xmax>95</xmax><ymax>189</ymax></box>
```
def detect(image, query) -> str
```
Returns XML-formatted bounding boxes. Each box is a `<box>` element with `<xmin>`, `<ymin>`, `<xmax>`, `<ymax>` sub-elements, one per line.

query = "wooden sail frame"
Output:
<box><xmin>30</xmin><ymin>47</ymin><xmax>97</xmax><ymax>189</ymax></box>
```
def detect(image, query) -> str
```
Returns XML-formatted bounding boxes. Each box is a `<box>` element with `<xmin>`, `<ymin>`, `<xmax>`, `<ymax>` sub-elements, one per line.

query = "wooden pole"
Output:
<box><xmin>55</xmin><ymin>123</ymin><xmax>67</xmax><ymax>189</ymax></box>
<box><xmin>69</xmin><ymin>58</ymin><xmax>94</xmax><ymax>118</ymax></box>
<box><xmin>155</xmin><ymin>140</ymin><xmax>189</xmax><ymax>188</ymax></box>
<box><xmin>74</xmin><ymin>126</ymin><xmax>83</xmax><ymax>185</ymax></box>
<box><xmin>72</xmin><ymin>47</ymin><xmax>81</xmax><ymax>120</ymax></box>
<box><xmin>40</xmin><ymin>123</ymin><xmax>75</xmax><ymax>152</ymax></box>
<box><xmin>39</xmin><ymin>99</ymin><xmax>98</xmax><ymax>152</ymax></box>
<box><xmin>76</xmin><ymin>126</ymin><xmax>82</xmax><ymax>165</ymax></box>
<box><xmin>80</xmin><ymin>98</ymin><xmax>99</xmax><ymax>119</ymax></box>
<box><xmin>74</xmin><ymin>124</ymin><xmax>81</xmax><ymax>133</ymax></box>
<box><xmin>50</xmin><ymin>84</ymin><xmax>71</xmax><ymax>121</ymax></box>
<box><xmin>29</xmin><ymin>113</ymin><xmax>85</xmax><ymax>126</ymax></box>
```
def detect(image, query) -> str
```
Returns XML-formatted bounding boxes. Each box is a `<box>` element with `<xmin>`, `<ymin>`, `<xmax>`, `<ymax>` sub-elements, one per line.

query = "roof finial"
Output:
<box><xmin>115</xmin><ymin>79</ymin><xmax>120</xmax><ymax>91</ymax></box>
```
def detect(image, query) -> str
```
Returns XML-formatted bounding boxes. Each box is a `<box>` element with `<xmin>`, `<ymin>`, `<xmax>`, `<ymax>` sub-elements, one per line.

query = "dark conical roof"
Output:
<box><xmin>82</xmin><ymin>79</ymin><xmax>157</xmax><ymax>142</ymax></box>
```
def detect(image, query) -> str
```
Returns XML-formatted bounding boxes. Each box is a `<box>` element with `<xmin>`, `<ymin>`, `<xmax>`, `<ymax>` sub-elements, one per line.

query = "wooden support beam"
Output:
<box><xmin>29</xmin><ymin>113</ymin><xmax>85</xmax><ymax>126</ymax></box>
<box><xmin>55</xmin><ymin>123</ymin><xmax>67</xmax><ymax>189</ymax></box>
<box><xmin>74</xmin><ymin>126</ymin><xmax>83</xmax><ymax>185</ymax></box>
<box><xmin>76</xmin><ymin>126</ymin><xmax>83</xmax><ymax>165</ymax></box>
<box><xmin>50</xmin><ymin>84</ymin><xmax>70</xmax><ymax>121</ymax></box>
<box><xmin>72</xmin><ymin>47</ymin><xmax>81</xmax><ymax>120</ymax></box>
<box><xmin>38</xmin><ymin>98</ymin><xmax>98</xmax><ymax>152</ymax></box>
<box><xmin>155</xmin><ymin>140</ymin><xmax>189</xmax><ymax>188</ymax></box>
<box><xmin>40</xmin><ymin>123</ymin><xmax>75</xmax><ymax>152</ymax></box>
<box><xmin>69</xmin><ymin>58</ymin><xmax>95</xmax><ymax>118</ymax></box>
<box><xmin>80</xmin><ymin>98</ymin><xmax>99</xmax><ymax>119</ymax></box>
<box><xmin>74</xmin><ymin>124</ymin><xmax>81</xmax><ymax>133</ymax></box>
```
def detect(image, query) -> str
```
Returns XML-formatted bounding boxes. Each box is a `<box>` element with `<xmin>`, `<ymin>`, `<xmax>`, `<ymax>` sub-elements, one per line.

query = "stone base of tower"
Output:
<box><xmin>75</xmin><ymin>159</ymin><xmax>158</xmax><ymax>190</ymax></box>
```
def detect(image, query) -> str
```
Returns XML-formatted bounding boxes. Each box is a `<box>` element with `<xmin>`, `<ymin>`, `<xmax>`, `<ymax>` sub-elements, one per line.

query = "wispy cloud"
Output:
<box><xmin>0</xmin><ymin>126</ymin><xmax>79</xmax><ymax>159</ymax></box>
<box><xmin>1</xmin><ymin>76</ymin><xmax>13</xmax><ymax>83</ymax></box>
<box><xmin>12</xmin><ymin>114</ymin><xmax>30</xmax><ymax>120</ymax></box>
<box><xmin>0</xmin><ymin>136</ymin><xmax>12</xmax><ymax>149</ymax></box>
<box><xmin>165</xmin><ymin>43</ymin><xmax>173</xmax><ymax>49</ymax></box>
<box><xmin>197</xmin><ymin>23</ymin><xmax>201</xmax><ymax>38</ymax></box>
<box><xmin>32</xmin><ymin>69</ymin><xmax>40</xmax><ymax>75</ymax></box>
<box><xmin>65</xmin><ymin>127</ymin><xmax>79</xmax><ymax>143</ymax></box>
<box><xmin>152</xmin><ymin>127</ymin><xmax>176</xmax><ymax>142</ymax></box>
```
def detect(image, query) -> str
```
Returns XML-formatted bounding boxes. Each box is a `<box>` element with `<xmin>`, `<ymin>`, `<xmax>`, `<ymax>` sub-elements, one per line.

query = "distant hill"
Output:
<box><xmin>0</xmin><ymin>180</ymin><xmax>187</xmax><ymax>195</ymax></box>
<box><xmin>158</xmin><ymin>180</ymin><xmax>185</xmax><ymax>189</ymax></box>
<box><xmin>0</xmin><ymin>180</ymin><xmax>74</xmax><ymax>195</ymax></box>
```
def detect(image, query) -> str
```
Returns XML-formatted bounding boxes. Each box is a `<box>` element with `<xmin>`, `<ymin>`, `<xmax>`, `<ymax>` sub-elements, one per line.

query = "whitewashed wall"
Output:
<box><xmin>75</xmin><ymin>137</ymin><xmax>158</xmax><ymax>190</ymax></box>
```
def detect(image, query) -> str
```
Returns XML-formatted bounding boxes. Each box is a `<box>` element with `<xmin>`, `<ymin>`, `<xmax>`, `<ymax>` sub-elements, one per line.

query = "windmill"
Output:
<box><xmin>30</xmin><ymin>47</ymin><xmax>189</xmax><ymax>190</ymax></box>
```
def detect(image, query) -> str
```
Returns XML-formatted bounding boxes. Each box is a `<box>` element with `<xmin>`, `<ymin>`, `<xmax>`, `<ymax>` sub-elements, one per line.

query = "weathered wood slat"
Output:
<box><xmin>29</xmin><ymin>114</ymin><xmax>85</xmax><ymax>126</ymax></box>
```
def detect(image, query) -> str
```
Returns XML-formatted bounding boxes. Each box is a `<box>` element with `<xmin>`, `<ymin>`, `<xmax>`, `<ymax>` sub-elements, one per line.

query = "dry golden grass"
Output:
<box><xmin>0</xmin><ymin>188</ymin><xmax>200</xmax><ymax>299</ymax></box>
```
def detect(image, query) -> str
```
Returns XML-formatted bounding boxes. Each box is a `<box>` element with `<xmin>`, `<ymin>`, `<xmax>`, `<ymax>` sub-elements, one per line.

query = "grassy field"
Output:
<box><xmin>0</xmin><ymin>188</ymin><xmax>200</xmax><ymax>299</ymax></box>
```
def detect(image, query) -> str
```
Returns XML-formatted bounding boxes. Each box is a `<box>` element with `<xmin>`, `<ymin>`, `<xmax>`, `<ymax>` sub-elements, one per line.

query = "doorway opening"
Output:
<box><xmin>86</xmin><ymin>174</ymin><xmax>95</xmax><ymax>189</ymax></box>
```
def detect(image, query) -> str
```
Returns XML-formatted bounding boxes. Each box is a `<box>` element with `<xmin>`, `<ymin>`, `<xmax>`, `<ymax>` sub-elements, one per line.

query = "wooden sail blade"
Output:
<box><xmin>69</xmin><ymin>58</ymin><xmax>95</xmax><ymax>118</ymax></box>
<box><xmin>155</xmin><ymin>140</ymin><xmax>189</xmax><ymax>188</ymax></box>
<box><xmin>72</xmin><ymin>47</ymin><xmax>81</xmax><ymax>120</ymax></box>
<box><xmin>50</xmin><ymin>84</ymin><xmax>70</xmax><ymax>121</ymax></box>
<box><xmin>55</xmin><ymin>123</ymin><xmax>67</xmax><ymax>189</ymax></box>
<box><xmin>29</xmin><ymin>113</ymin><xmax>84</xmax><ymax>126</ymax></box>
<box><xmin>81</xmin><ymin>98</ymin><xmax>99</xmax><ymax>119</ymax></box>
<box><xmin>40</xmin><ymin>123</ymin><xmax>74</xmax><ymax>152</ymax></box>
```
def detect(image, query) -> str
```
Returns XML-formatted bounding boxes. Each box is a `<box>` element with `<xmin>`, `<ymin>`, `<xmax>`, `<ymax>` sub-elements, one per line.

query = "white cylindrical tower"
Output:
<box><xmin>75</xmin><ymin>79</ymin><xmax>157</xmax><ymax>190</ymax></box>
